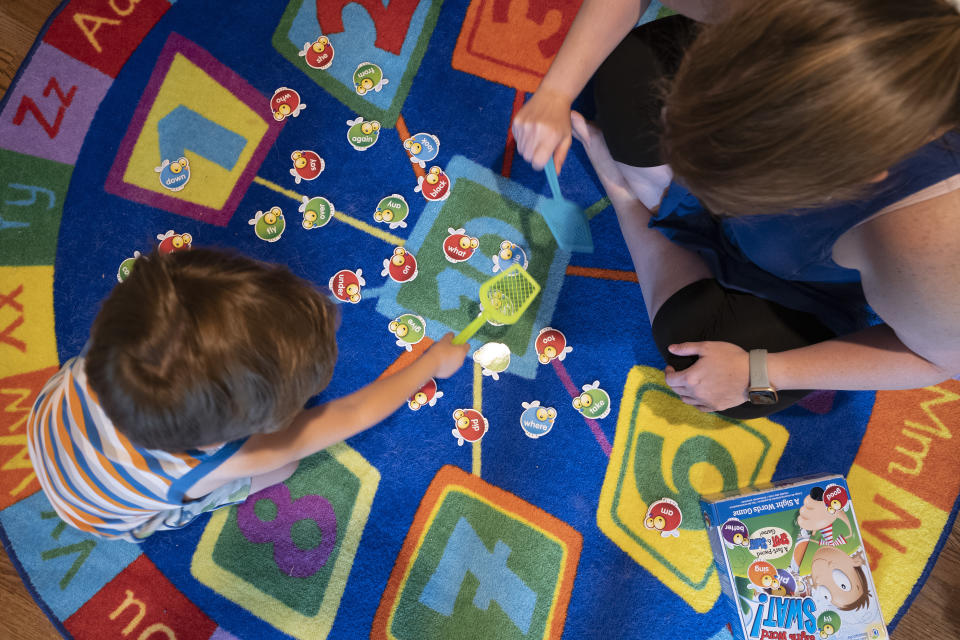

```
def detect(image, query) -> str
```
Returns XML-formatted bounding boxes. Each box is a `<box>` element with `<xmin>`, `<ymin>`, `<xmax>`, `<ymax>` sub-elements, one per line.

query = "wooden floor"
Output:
<box><xmin>1</xmin><ymin>2</ymin><xmax>959</xmax><ymax>638</ymax></box>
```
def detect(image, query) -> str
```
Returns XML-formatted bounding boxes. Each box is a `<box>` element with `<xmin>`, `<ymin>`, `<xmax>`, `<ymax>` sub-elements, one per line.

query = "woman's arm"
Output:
<box><xmin>666</xmin><ymin>190</ymin><xmax>960</xmax><ymax>410</ymax></box>
<box><xmin>662</xmin><ymin>0</ymin><xmax>721</xmax><ymax>22</ymax></box>
<box><xmin>514</xmin><ymin>0</ymin><xmax>725</xmax><ymax>172</ymax></box>
<box><xmin>536</xmin><ymin>0</ymin><xmax>722</xmax><ymax>106</ymax></box>
<box><xmin>666</xmin><ymin>325</ymin><xmax>957</xmax><ymax>412</ymax></box>
<box><xmin>835</xmin><ymin>188</ymin><xmax>960</xmax><ymax>376</ymax></box>
<box><xmin>513</xmin><ymin>0</ymin><xmax>651</xmax><ymax>172</ymax></box>
<box><xmin>766</xmin><ymin>325</ymin><xmax>956</xmax><ymax>391</ymax></box>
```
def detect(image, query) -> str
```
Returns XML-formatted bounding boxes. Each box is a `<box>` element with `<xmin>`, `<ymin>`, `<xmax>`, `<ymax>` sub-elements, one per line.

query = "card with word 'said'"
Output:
<box><xmin>700</xmin><ymin>475</ymin><xmax>887</xmax><ymax>640</ymax></box>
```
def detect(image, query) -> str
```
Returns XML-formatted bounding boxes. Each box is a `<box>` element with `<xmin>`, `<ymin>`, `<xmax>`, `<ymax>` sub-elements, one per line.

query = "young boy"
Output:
<box><xmin>26</xmin><ymin>248</ymin><xmax>468</xmax><ymax>541</ymax></box>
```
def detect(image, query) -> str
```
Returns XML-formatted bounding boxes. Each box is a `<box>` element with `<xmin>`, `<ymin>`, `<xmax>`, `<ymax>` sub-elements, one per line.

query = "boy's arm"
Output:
<box><xmin>184</xmin><ymin>334</ymin><xmax>467</xmax><ymax>499</ymax></box>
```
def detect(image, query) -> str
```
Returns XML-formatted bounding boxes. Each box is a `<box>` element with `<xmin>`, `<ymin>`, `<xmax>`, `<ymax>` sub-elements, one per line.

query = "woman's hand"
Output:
<box><xmin>512</xmin><ymin>87</ymin><xmax>575</xmax><ymax>173</ymax></box>
<box><xmin>664</xmin><ymin>341</ymin><xmax>750</xmax><ymax>412</ymax></box>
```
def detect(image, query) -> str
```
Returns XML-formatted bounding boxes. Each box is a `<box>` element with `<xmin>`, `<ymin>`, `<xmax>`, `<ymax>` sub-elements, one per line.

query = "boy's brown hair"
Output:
<box><xmin>662</xmin><ymin>0</ymin><xmax>960</xmax><ymax>215</ymax></box>
<box><xmin>841</xmin><ymin>566</ymin><xmax>872</xmax><ymax>612</ymax></box>
<box><xmin>86</xmin><ymin>248</ymin><xmax>339</xmax><ymax>451</ymax></box>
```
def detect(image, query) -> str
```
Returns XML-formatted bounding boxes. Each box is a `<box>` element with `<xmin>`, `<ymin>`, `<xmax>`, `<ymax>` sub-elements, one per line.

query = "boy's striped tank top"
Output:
<box><xmin>26</xmin><ymin>351</ymin><xmax>243</xmax><ymax>539</ymax></box>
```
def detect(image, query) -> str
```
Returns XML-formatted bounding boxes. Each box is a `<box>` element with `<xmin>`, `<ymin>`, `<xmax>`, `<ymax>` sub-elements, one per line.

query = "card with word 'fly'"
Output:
<box><xmin>700</xmin><ymin>475</ymin><xmax>887</xmax><ymax>640</ymax></box>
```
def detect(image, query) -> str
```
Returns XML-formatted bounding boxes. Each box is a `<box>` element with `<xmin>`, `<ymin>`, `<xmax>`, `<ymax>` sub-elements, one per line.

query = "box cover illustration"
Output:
<box><xmin>701</xmin><ymin>475</ymin><xmax>887</xmax><ymax>640</ymax></box>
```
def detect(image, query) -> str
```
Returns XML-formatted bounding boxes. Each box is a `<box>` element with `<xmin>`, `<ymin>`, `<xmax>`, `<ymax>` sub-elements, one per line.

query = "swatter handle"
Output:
<box><xmin>545</xmin><ymin>158</ymin><xmax>563</xmax><ymax>200</ymax></box>
<box><xmin>453</xmin><ymin>314</ymin><xmax>487</xmax><ymax>345</ymax></box>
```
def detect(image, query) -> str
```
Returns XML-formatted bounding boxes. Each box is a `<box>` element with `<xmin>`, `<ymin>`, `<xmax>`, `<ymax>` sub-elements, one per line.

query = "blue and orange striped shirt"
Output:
<box><xmin>26</xmin><ymin>351</ymin><xmax>243</xmax><ymax>539</ymax></box>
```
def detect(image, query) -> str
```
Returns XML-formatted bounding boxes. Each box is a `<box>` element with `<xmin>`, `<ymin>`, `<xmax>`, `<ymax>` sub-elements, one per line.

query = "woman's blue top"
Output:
<box><xmin>651</xmin><ymin>132</ymin><xmax>960</xmax><ymax>332</ymax></box>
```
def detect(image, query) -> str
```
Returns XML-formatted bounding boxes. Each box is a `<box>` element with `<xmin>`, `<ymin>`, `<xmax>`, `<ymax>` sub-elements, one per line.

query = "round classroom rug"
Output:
<box><xmin>1</xmin><ymin>1</ymin><xmax>959</xmax><ymax>638</ymax></box>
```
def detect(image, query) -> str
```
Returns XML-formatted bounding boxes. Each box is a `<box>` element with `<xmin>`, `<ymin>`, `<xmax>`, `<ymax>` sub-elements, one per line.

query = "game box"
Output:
<box><xmin>700</xmin><ymin>475</ymin><xmax>887</xmax><ymax>640</ymax></box>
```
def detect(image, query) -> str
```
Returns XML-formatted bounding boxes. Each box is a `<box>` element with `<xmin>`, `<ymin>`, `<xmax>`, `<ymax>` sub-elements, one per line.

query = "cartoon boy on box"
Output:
<box><xmin>791</xmin><ymin>486</ymin><xmax>872</xmax><ymax>613</ymax></box>
<box><xmin>792</xmin><ymin>541</ymin><xmax>873</xmax><ymax>613</ymax></box>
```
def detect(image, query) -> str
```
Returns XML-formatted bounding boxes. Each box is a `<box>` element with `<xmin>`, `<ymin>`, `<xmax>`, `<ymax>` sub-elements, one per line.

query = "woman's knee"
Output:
<box><xmin>650</xmin><ymin>278</ymin><xmax>724</xmax><ymax>369</ymax></box>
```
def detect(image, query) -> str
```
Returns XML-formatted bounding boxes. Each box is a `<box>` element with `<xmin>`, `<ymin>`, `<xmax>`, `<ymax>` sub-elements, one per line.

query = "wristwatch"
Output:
<box><xmin>748</xmin><ymin>349</ymin><xmax>779</xmax><ymax>405</ymax></box>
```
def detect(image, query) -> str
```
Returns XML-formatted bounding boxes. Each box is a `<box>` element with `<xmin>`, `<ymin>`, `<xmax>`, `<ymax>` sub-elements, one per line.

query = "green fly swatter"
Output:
<box><xmin>452</xmin><ymin>264</ymin><xmax>541</xmax><ymax>344</ymax></box>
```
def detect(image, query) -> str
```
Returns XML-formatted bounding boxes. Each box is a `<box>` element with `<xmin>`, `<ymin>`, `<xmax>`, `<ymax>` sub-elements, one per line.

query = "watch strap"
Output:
<box><xmin>749</xmin><ymin>349</ymin><xmax>769</xmax><ymax>389</ymax></box>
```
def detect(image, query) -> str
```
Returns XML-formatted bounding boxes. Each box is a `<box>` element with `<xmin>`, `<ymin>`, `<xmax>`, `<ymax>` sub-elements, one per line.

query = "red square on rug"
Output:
<box><xmin>43</xmin><ymin>0</ymin><xmax>170</xmax><ymax>78</ymax></box>
<box><xmin>65</xmin><ymin>555</ymin><xmax>217</xmax><ymax>639</ymax></box>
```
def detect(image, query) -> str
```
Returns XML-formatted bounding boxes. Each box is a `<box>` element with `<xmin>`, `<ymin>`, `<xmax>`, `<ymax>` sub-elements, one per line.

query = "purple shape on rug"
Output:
<box><xmin>236</xmin><ymin>483</ymin><xmax>338</xmax><ymax>578</ymax></box>
<box><xmin>104</xmin><ymin>32</ymin><xmax>284</xmax><ymax>226</ymax></box>
<box><xmin>798</xmin><ymin>390</ymin><xmax>836</xmax><ymax>414</ymax></box>
<box><xmin>0</xmin><ymin>43</ymin><xmax>112</xmax><ymax>165</ymax></box>
<box><xmin>210</xmin><ymin>627</ymin><xmax>242</xmax><ymax>640</ymax></box>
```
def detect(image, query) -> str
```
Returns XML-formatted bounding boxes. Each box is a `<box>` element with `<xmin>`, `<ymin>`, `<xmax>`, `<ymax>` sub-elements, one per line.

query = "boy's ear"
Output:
<box><xmin>851</xmin><ymin>549</ymin><xmax>866</xmax><ymax>567</ymax></box>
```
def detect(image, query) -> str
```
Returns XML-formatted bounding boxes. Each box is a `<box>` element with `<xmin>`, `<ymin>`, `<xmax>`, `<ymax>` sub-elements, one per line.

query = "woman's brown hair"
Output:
<box><xmin>86</xmin><ymin>248</ymin><xmax>339</xmax><ymax>451</ymax></box>
<box><xmin>662</xmin><ymin>0</ymin><xmax>960</xmax><ymax>215</ymax></box>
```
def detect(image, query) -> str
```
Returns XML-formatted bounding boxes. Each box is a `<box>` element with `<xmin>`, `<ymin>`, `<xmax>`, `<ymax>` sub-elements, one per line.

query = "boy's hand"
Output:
<box><xmin>427</xmin><ymin>333</ymin><xmax>470</xmax><ymax>379</ymax></box>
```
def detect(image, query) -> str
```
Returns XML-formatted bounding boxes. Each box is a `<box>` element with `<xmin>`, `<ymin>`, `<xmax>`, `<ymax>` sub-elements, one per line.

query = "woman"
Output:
<box><xmin>514</xmin><ymin>0</ymin><xmax>960</xmax><ymax>418</ymax></box>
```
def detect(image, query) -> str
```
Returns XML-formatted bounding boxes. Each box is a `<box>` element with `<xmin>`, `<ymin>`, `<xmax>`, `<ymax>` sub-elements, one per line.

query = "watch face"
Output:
<box><xmin>748</xmin><ymin>389</ymin><xmax>779</xmax><ymax>405</ymax></box>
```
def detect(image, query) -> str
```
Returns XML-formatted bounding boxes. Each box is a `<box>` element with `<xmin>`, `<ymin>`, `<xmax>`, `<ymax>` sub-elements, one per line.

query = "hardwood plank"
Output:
<box><xmin>0</xmin><ymin>0</ymin><xmax>61</xmax><ymax>99</ymax></box>
<box><xmin>0</xmin><ymin>546</ymin><xmax>60</xmax><ymax>639</ymax></box>
<box><xmin>893</xmin><ymin>515</ymin><xmax>960</xmax><ymax>637</ymax></box>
